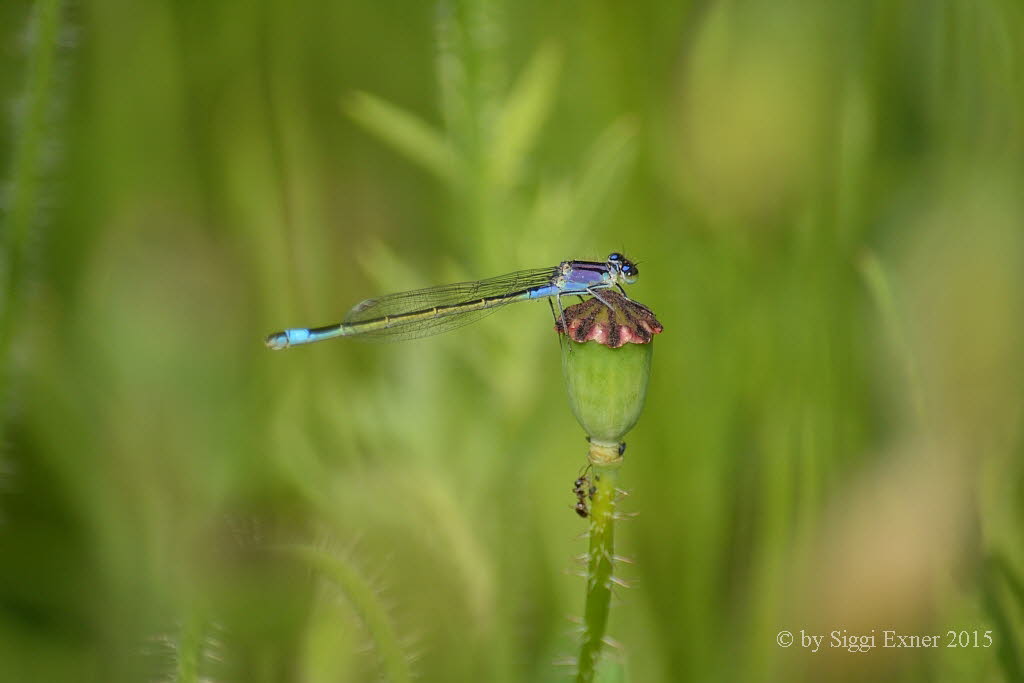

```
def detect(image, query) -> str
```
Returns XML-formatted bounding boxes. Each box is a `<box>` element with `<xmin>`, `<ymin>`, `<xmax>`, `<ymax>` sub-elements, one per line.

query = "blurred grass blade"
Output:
<box><xmin>982</xmin><ymin>553</ymin><xmax>1024</xmax><ymax>682</ymax></box>
<box><xmin>858</xmin><ymin>249</ymin><xmax>924</xmax><ymax>419</ymax></box>
<box><xmin>489</xmin><ymin>44</ymin><xmax>561</xmax><ymax>189</ymax></box>
<box><xmin>276</xmin><ymin>544</ymin><xmax>413</xmax><ymax>683</ymax></box>
<box><xmin>566</xmin><ymin>118</ymin><xmax>636</xmax><ymax>234</ymax></box>
<box><xmin>344</xmin><ymin>91</ymin><xmax>460</xmax><ymax>186</ymax></box>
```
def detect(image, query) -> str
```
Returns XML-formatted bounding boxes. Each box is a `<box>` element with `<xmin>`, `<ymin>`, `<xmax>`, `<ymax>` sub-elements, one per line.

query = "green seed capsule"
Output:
<box><xmin>556</xmin><ymin>292</ymin><xmax>662</xmax><ymax>449</ymax></box>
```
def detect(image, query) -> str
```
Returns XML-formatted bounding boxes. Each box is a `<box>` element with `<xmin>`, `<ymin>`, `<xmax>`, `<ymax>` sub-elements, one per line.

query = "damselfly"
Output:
<box><xmin>265</xmin><ymin>253</ymin><xmax>639</xmax><ymax>349</ymax></box>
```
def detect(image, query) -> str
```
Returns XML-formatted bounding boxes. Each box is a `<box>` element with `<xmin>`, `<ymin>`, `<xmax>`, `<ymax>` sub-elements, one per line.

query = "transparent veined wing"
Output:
<box><xmin>342</xmin><ymin>266</ymin><xmax>559</xmax><ymax>341</ymax></box>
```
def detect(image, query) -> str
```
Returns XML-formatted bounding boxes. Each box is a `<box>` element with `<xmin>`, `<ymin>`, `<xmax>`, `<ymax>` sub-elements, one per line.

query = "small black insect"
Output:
<box><xmin>572</xmin><ymin>467</ymin><xmax>594</xmax><ymax>518</ymax></box>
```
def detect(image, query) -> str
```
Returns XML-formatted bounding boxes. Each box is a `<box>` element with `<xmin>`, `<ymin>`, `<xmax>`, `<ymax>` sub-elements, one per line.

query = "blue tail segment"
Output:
<box><xmin>266</xmin><ymin>324</ymin><xmax>346</xmax><ymax>349</ymax></box>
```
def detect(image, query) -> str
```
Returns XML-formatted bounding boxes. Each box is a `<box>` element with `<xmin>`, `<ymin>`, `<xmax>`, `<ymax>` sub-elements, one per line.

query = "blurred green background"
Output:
<box><xmin>2</xmin><ymin>0</ymin><xmax>1023</xmax><ymax>681</ymax></box>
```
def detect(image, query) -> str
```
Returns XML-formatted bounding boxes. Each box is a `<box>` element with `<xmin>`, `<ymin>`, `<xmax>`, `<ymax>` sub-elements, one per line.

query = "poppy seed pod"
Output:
<box><xmin>556</xmin><ymin>292</ymin><xmax>662</xmax><ymax>454</ymax></box>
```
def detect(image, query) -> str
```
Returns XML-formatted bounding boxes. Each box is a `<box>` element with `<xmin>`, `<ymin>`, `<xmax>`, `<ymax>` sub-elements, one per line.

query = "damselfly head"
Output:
<box><xmin>607</xmin><ymin>253</ymin><xmax>639</xmax><ymax>285</ymax></box>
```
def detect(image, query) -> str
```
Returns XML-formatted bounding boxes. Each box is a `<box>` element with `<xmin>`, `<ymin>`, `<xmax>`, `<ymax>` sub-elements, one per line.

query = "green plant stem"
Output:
<box><xmin>1</xmin><ymin>0</ymin><xmax>63</xmax><ymax>387</ymax></box>
<box><xmin>576</xmin><ymin>442</ymin><xmax>622</xmax><ymax>683</ymax></box>
<box><xmin>174</xmin><ymin>609</ymin><xmax>206</xmax><ymax>683</ymax></box>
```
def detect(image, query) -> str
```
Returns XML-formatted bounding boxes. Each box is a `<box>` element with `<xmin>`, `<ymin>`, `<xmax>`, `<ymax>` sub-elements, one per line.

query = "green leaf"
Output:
<box><xmin>344</xmin><ymin>91</ymin><xmax>460</xmax><ymax>185</ymax></box>
<box><xmin>489</xmin><ymin>44</ymin><xmax>562</xmax><ymax>189</ymax></box>
<box><xmin>566</xmin><ymin>118</ymin><xmax>637</xmax><ymax>233</ymax></box>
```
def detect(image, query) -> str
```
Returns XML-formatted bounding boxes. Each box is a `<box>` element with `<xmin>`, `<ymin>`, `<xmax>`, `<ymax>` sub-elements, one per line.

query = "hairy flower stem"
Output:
<box><xmin>576</xmin><ymin>441</ymin><xmax>622</xmax><ymax>683</ymax></box>
<box><xmin>276</xmin><ymin>544</ymin><xmax>412</xmax><ymax>683</ymax></box>
<box><xmin>557</xmin><ymin>292</ymin><xmax>662</xmax><ymax>681</ymax></box>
